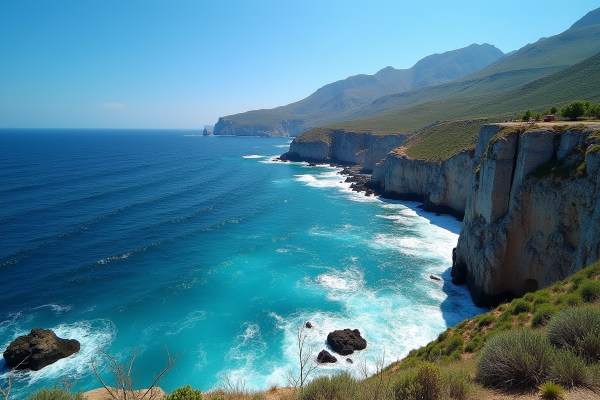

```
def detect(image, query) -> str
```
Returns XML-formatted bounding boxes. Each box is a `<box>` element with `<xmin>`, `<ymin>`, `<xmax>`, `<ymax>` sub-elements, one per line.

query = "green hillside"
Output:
<box><xmin>345</xmin><ymin>23</ymin><xmax>600</xmax><ymax>123</ymax></box>
<box><xmin>324</xmin><ymin>51</ymin><xmax>600</xmax><ymax>162</ymax></box>
<box><xmin>214</xmin><ymin>44</ymin><xmax>504</xmax><ymax>134</ymax></box>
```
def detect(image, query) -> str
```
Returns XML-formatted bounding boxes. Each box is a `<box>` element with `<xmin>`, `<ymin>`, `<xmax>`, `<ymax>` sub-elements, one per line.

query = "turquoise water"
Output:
<box><xmin>0</xmin><ymin>130</ymin><xmax>485</xmax><ymax>396</ymax></box>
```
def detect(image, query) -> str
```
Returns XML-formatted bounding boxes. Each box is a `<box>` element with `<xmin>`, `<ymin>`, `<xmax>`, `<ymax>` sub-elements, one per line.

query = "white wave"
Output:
<box><xmin>218</xmin><ymin>323</ymin><xmax>268</xmax><ymax>389</ymax></box>
<box><xmin>0</xmin><ymin>319</ymin><xmax>117</xmax><ymax>397</ymax></box>
<box><xmin>242</xmin><ymin>155</ymin><xmax>265</xmax><ymax>159</ymax></box>
<box><xmin>273</xmin><ymin>144</ymin><xmax>290</xmax><ymax>148</ymax></box>
<box><xmin>32</xmin><ymin>304</ymin><xmax>73</xmax><ymax>315</ymax></box>
<box><xmin>141</xmin><ymin>310</ymin><xmax>206</xmax><ymax>342</ymax></box>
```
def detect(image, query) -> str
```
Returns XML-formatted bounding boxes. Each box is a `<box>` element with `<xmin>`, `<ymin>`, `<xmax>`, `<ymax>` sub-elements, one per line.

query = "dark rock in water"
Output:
<box><xmin>202</xmin><ymin>128</ymin><xmax>213</xmax><ymax>136</ymax></box>
<box><xmin>317</xmin><ymin>350</ymin><xmax>337</xmax><ymax>364</ymax></box>
<box><xmin>346</xmin><ymin>358</ymin><xmax>353</xmax><ymax>364</ymax></box>
<box><xmin>3</xmin><ymin>328</ymin><xmax>80</xmax><ymax>371</ymax></box>
<box><xmin>308</xmin><ymin>163</ymin><xmax>317</xmax><ymax>167</ymax></box>
<box><xmin>430</xmin><ymin>275</ymin><xmax>442</xmax><ymax>281</ymax></box>
<box><xmin>417</xmin><ymin>205</ymin><xmax>423</xmax><ymax>209</ymax></box>
<box><xmin>305</xmin><ymin>321</ymin><xmax>312</xmax><ymax>329</ymax></box>
<box><xmin>327</xmin><ymin>329</ymin><xmax>367</xmax><ymax>355</ymax></box>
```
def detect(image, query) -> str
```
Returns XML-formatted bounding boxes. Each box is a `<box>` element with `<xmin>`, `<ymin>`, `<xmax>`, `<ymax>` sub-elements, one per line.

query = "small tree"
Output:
<box><xmin>284</xmin><ymin>324</ymin><xmax>319</xmax><ymax>390</ymax></box>
<box><xmin>522</xmin><ymin>109</ymin><xmax>533</xmax><ymax>121</ymax></box>
<box><xmin>560</xmin><ymin>100</ymin><xmax>591</xmax><ymax>120</ymax></box>
<box><xmin>586</xmin><ymin>104</ymin><xmax>600</xmax><ymax>119</ymax></box>
<box><xmin>91</xmin><ymin>346</ymin><xmax>180</xmax><ymax>400</ymax></box>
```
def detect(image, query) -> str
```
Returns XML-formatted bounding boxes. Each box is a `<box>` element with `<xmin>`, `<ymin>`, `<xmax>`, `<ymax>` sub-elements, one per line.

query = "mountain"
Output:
<box><xmin>213</xmin><ymin>44</ymin><xmax>504</xmax><ymax>136</ymax></box>
<box><xmin>570</xmin><ymin>6</ymin><xmax>600</xmax><ymax>28</ymax></box>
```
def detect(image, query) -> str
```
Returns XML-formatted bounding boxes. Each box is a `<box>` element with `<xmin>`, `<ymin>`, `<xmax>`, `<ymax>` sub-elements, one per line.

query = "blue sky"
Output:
<box><xmin>0</xmin><ymin>0</ymin><xmax>597</xmax><ymax>129</ymax></box>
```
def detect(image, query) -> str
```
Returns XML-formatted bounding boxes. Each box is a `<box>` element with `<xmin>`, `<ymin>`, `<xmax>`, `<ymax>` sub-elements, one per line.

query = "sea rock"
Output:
<box><xmin>305</xmin><ymin>322</ymin><xmax>312</xmax><ymax>329</ymax></box>
<box><xmin>430</xmin><ymin>275</ymin><xmax>442</xmax><ymax>281</ymax></box>
<box><xmin>346</xmin><ymin>358</ymin><xmax>353</xmax><ymax>364</ymax></box>
<box><xmin>317</xmin><ymin>350</ymin><xmax>337</xmax><ymax>364</ymax></box>
<box><xmin>327</xmin><ymin>329</ymin><xmax>367</xmax><ymax>355</ymax></box>
<box><xmin>3</xmin><ymin>328</ymin><xmax>80</xmax><ymax>371</ymax></box>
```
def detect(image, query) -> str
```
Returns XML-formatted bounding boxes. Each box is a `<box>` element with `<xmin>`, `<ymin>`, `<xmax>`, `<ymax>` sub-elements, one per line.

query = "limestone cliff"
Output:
<box><xmin>213</xmin><ymin>117</ymin><xmax>308</xmax><ymax>137</ymax></box>
<box><xmin>284</xmin><ymin>129</ymin><xmax>409</xmax><ymax>170</ymax></box>
<box><xmin>371</xmin><ymin>148</ymin><xmax>474</xmax><ymax>220</ymax></box>
<box><xmin>452</xmin><ymin>124</ymin><xmax>600</xmax><ymax>307</ymax></box>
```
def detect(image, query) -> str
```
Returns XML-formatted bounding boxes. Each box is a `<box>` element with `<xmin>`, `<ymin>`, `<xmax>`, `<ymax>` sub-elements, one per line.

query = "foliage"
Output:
<box><xmin>522</xmin><ymin>109</ymin><xmax>532</xmax><ymax>121</ymax></box>
<box><xmin>548</xmin><ymin>348</ymin><xmax>591</xmax><ymax>387</ymax></box>
<box><xmin>25</xmin><ymin>388</ymin><xmax>84</xmax><ymax>400</ymax></box>
<box><xmin>392</xmin><ymin>362</ymin><xmax>442</xmax><ymax>400</ymax></box>
<box><xmin>538</xmin><ymin>381</ymin><xmax>566</xmax><ymax>400</ymax></box>
<box><xmin>546</xmin><ymin>307</ymin><xmax>600</xmax><ymax>362</ymax></box>
<box><xmin>586</xmin><ymin>104</ymin><xmax>600</xmax><ymax>118</ymax></box>
<box><xmin>297</xmin><ymin>373</ymin><xmax>357</xmax><ymax>400</ymax></box>
<box><xmin>165</xmin><ymin>385</ymin><xmax>203</xmax><ymax>400</ymax></box>
<box><xmin>443</xmin><ymin>369</ymin><xmax>471</xmax><ymax>400</ymax></box>
<box><xmin>532</xmin><ymin>305</ymin><xmax>558</xmax><ymax>328</ymax></box>
<box><xmin>476</xmin><ymin>330</ymin><xmax>554</xmax><ymax>387</ymax></box>
<box><xmin>512</xmin><ymin>299</ymin><xmax>531</xmax><ymax>314</ymax></box>
<box><xmin>560</xmin><ymin>100</ymin><xmax>591</xmax><ymax>120</ymax></box>
<box><xmin>579</xmin><ymin>280</ymin><xmax>600</xmax><ymax>302</ymax></box>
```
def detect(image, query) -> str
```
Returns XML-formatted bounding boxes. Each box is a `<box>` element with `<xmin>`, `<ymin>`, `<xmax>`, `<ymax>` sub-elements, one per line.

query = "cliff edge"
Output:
<box><xmin>452</xmin><ymin>124</ymin><xmax>600</xmax><ymax>307</ymax></box>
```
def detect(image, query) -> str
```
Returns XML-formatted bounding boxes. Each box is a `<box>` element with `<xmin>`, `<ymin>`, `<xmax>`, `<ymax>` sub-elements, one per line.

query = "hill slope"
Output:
<box><xmin>213</xmin><ymin>44</ymin><xmax>504</xmax><ymax>136</ymax></box>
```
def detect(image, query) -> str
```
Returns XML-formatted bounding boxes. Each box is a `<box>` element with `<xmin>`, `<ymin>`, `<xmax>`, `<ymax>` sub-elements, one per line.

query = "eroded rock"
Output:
<box><xmin>327</xmin><ymin>329</ymin><xmax>367</xmax><ymax>355</ymax></box>
<box><xmin>317</xmin><ymin>350</ymin><xmax>337</xmax><ymax>364</ymax></box>
<box><xmin>3</xmin><ymin>328</ymin><xmax>80</xmax><ymax>371</ymax></box>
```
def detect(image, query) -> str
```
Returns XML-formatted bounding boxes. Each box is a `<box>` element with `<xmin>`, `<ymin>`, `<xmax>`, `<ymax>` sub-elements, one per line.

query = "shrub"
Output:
<box><xmin>561</xmin><ymin>100</ymin><xmax>591</xmax><ymax>120</ymax></box>
<box><xmin>443</xmin><ymin>369</ymin><xmax>471</xmax><ymax>400</ymax></box>
<box><xmin>546</xmin><ymin>307</ymin><xmax>600</xmax><ymax>362</ymax></box>
<box><xmin>476</xmin><ymin>330</ymin><xmax>554</xmax><ymax>387</ymax></box>
<box><xmin>445</xmin><ymin>335</ymin><xmax>464</xmax><ymax>355</ymax></box>
<box><xmin>477</xmin><ymin>315</ymin><xmax>494</xmax><ymax>328</ymax></box>
<box><xmin>512</xmin><ymin>299</ymin><xmax>531</xmax><ymax>314</ymax></box>
<box><xmin>166</xmin><ymin>384</ymin><xmax>203</xmax><ymax>400</ymax></box>
<box><xmin>25</xmin><ymin>388</ymin><xmax>84</xmax><ymax>400</ymax></box>
<box><xmin>579</xmin><ymin>280</ymin><xmax>600</xmax><ymax>302</ymax></box>
<box><xmin>548</xmin><ymin>348</ymin><xmax>591</xmax><ymax>387</ymax></box>
<box><xmin>392</xmin><ymin>363</ymin><xmax>442</xmax><ymax>400</ymax></box>
<box><xmin>298</xmin><ymin>372</ymin><xmax>357</xmax><ymax>400</ymax></box>
<box><xmin>533</xmin><ymin>291</ymin><xmax>551</xmax><ymax>309</ymax></box>
<box><xmin>554</xmin><ymin>293</ymin><xmax>583</xmax><ymax>307</ymax></box>
<box><xmin>538</xmin><ymin>381</ymin><xmax>566</xmax><ymax>400</ymax></box>
<box><xmin>532</xmin><ymin>305</ymin><xmax>558</xmax><ymax>328</ymax></box>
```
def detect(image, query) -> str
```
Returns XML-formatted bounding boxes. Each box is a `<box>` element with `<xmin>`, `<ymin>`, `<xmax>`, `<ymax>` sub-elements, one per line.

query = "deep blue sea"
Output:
<box><xmin>0</xmin><ymin>129</ymin><xmax>485</xmax><ymax>396</ymax></box>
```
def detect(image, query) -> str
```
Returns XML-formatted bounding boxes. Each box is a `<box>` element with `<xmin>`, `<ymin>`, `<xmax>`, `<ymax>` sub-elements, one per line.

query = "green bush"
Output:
<box><xmin>298</xmin><ymin>372</ymin><xmax>357</xmax><ymax>400</ymax></box>
<box><xmin>560</xmin><ymin>100</ymin><xmax>590</xmax><ymax>120</ymax></box>
<box><xmin>554</xmin><ymin>293</ymin><xmax>583</xmax><ymax>307</ymax></box>
<box><xmin>477</xmin><ymin>315</ymin><xmax>495</xmax><ymax>328</ymax></box>
<box><xmin>392</xmin><ymin>362</ymin><xmax>442</xmax><ymax>400</ymax></box>
<box><xmin>512</xmin><ymin>299</ymin><xmax>531</xmax><ymax>314</ymax></box>
<box><xmin>165</xmin><ymin>384</ymin><xmax>203</xmax><ymax>400</ymax></box>
<box><xmin>579</xmin><ymin>280</ymin><xmax>600</xmax><ymax>302</ymax></box>
<box><xmin>445</xmin><ymin>335</ymin><xmax>464</xmax><ymax>355</ymax></box>
<box><xmin>548</xmin><ymin>348</ymin><xmax>591</xmax><ymax>387</ymax></box>
<box><xmin>546</xmin><ymin>307</ymin><xmax>600</xmax><ymax>362</ymax></box>
<box><xmin>477</xmin><ymin>330</ymin><xmax>554</xmax><ymax>388</ymax></box>
<box><xmin>532</xmin><ymin>305</ymin><xmax>558</xmax><ymax>328</ymax></box>
<box><xmin>532</xmin><ymin>291</ymin><xmax>551</xmax><ymax>309</ymax></box>
<box><xmin>25</xmin><ymin>388</ymin><xmax>84</xmax><ymax>400</ymax></box>
<box><xmin>538</xmin><ymin>381</ymin><xmax>565</xmax><ymax>400</ymax></box>
<box><xmin>443</xmin><ymin>369</ymin><xmax>471</xmax><ymax>400</ymax></box>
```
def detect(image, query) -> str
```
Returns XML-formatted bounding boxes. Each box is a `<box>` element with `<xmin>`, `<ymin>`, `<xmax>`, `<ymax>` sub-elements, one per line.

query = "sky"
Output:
<box><xmin>0</xmin><ymin>0</ymin><xmax>598</xmax><ymax>129</ymax></box>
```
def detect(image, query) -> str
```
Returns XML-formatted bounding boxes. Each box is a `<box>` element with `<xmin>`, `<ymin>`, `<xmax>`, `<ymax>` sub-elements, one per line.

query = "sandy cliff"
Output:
<box><xmin>452</xmin><ymin>124</ymin><xmax>600</xmax><ymax>307</ymax></box>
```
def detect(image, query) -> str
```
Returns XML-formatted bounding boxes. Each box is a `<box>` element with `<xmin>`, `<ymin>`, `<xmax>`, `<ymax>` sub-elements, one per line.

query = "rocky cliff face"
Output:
<box><xmin>214</xmin><ymin>117</ymin><xmax>308</xmax><ymax>137</ymax></box>
<box><xmin>371</xmin><ymin>148</ymin><xmax>474</xmax><ymax>220</ymax></box>
<box><xmin>452</xmin><ymin>124</ymin><xmax>600</xmax><ymax>307</ymax></box>
<box><xmin>285</xmin><ymin>130</ymin><xmax>408</xmax><ymax>170</ymax></box>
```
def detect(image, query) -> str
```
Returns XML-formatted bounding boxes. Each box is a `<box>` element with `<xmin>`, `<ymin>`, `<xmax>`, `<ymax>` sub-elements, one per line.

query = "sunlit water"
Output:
<box><xmin>0</xmin><ymin>130</ymin><xmax>485</xmax><ymax>396</ymax></box>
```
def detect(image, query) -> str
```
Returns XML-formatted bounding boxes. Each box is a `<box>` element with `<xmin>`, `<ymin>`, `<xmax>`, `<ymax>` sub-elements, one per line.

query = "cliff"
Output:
<box><xmin>451</xmin><ymin>124</ymin><xmax>600</xmax><ymax>307</ymax></box>
<box><xmin>284</xmin><ymin>128</ymin><xmax>409</xmax><ymax>171</ymax></box>
<box><xmin>371</xmin><ymin>148</ymin><xmax>474</xmax><ymax>220</ymax></box>
<box><xmin>213</xmin><ymin>117</ymin><xmax>308</xmax><ymax>137</ymax></box>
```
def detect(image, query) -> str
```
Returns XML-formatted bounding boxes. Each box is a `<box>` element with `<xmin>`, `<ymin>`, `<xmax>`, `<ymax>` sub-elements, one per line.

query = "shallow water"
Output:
<box><xmin>0</xmin><ymin>130</ymin><xmax>485</xmax><ymax>396</ymax></box>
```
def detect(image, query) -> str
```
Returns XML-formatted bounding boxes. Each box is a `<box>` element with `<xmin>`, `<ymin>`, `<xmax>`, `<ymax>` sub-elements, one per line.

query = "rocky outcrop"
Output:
<box><xmin>452</xmin><ymin>124</ymin><xmax>600</xmax><ymax>307</ymax></box>
<box><xmin>3</xmin><ymin>328</ymin><xmax>81</xmax><ymax>371</ymax></box>
<box><xmin>284</xmin><ymin>129</ymin><xmax>408</xmax><ymax>170</ymax></box>
<box><xmin>316</xmin><ymin>350</ymin><xmax>337</xmax><ymax>364</ymax></box>
<box><xmin>371</xmin><ymin>148</ymin><xmax>474</xmax><ymax>220</ymax></box>
<box><xmin>327</xmin><ymin>329</ymin><xmax>367</xmax><ymax>355</ymax></box>
<box><xmin>213</xmin><ymin>117</ymin><xmax>308</xmax><ymax>137</ymax></box>
<box><xmin>202</xmin><ymin>128</ymin><xmax>212</xmax><ymax>136</ymax></box>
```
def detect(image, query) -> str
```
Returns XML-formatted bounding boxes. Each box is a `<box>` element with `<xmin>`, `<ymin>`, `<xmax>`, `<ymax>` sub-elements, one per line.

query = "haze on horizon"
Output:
<box><xmin>0</xmin><ymin>0</ymin><xmax>598</xmax><ymax>130</ymax></box>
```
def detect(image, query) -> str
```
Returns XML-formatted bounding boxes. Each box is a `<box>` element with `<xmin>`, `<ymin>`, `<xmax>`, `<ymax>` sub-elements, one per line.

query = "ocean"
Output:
<box><xmin>0</xmin><ymin>129</ymin><xmax>485</xmax><ymax>396</ymax></box>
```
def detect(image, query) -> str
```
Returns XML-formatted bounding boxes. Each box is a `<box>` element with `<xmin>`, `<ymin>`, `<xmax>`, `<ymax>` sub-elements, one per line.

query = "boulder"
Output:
<box><xmin>316</xmin><ymin>350</ymin><xmax>337</xmax><ymax>364</ymax></box>
<box><xmin>3</xmin><ymin>328</ymin><xmax>80</xmax><ymax>371</ymax></box>
<box><xmin>305</xmin><ymin>321</ymin><xmax>313</xmax><ymax>329</ymax></box>
<box><xmin>346</xmin><ymin>358</ymin><xmax>353</xmax><ymax>364</ymax></box>
<box><xmin>326</xmin><ymin>329</ymin><xmax>367</xmax><ymax>355</ymax></box>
